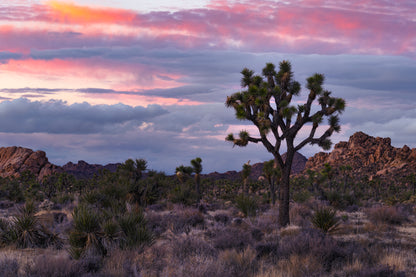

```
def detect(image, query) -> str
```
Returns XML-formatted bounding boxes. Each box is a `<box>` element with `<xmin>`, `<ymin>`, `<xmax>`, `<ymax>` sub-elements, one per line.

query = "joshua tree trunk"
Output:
<box><xmin>195</xmin><ymin>174</ymin><xmax>201</xmax><ymax>202</ymax></box>
<box><xmin>276</xmin><ymin>147</ymin><xmax>295</xmax><ymax>227</ymax></box>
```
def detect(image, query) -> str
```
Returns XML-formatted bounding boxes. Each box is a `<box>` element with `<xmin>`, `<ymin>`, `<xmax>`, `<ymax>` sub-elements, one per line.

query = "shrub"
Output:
<box><xmin>69</xmin><ymin>205</ymin><xmax>106</xmax><ymax>259</ymax></box>
<box><xmin>172</xmin><ymin>235</ymin><xmax>217</xmax><ymax>261</ymax></box>
<box><xmin>166</xmin><ymin>207</ymin><xmax>205</xmax><ymax>234</ymax></box>
<box><xmin>220</xmin><ymin>246</ymin><xmax>258</xmax><ymax>277</ymax></box>
<box><xmin>349</xmin><ymin>265</ymin><xmax>406</xmax><ymax>277</ymax></box>
<box><xmin>311</xmin><ymin>206</ymin><xmax>340</xmax><ymax>233</ymax></box>
<box><xmin>11</xmin><ymin>201</ymin><xmax>62</xmax><ymax>249</ymax></box>
<box><xmin>0</xmin><ymin>257</ymin><xmax>19</xmax><ymax>277</ymax></box>
<box><xmin>212</xmin><ymin>226</ymin><xmax>253</xmax><ymax>251</ymax></box>
<box><xmin>24</xmin><ymin>254</ymin><xmax>82</xmax><ymax>277</ymax></box>
<box><xmin>366</xmin><ymin>206</ymin><xmax>408</xmax><ymax>225</ymax></box>
<box><xmin>235</xmin><ymin>194</ymin><xmax>258</xmax><ymax>217</ymax></box>
<box><xmin>278</xmin><ymin>229</ymin><xmax>348</xmax><ymax>271</ymax></box>
<box><xmin>118</xmin><ymin>209</ymin><xmax>153</xmax><ymax>249</ymax></box>
<box><xmin>214</xmin><ymin>213</ymin><xmax>231</xmax><ymax>225</ymax></box>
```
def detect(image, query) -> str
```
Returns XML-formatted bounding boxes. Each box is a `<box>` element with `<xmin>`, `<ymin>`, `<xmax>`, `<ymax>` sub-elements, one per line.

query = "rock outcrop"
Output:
<box><xmin>62</xmin><ymin>160</ymin><xmax>120</xmax><ymax>179</ymax></box>
<box><xmin>0</xmin><ymin>146</ymin><xmax>61</xmax><ymax>180</ymax></box>
<box><xmin>305</xmin><ymin>131</ymin><xmax>416</xmax><ymax>179</ymax></box>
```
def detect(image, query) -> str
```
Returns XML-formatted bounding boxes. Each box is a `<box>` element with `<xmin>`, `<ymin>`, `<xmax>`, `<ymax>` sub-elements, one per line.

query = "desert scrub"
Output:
<box><xmin>311</xmin><ymin>206</ymin><xmax>340</xmax><ymax>233</ymax></box>
<box><xmin>235</xmin><ymin>194</ymin><xmax>258</xmax><ymax>217</ymax></box>
<box><xmin>8</xmin><ymin>201</ymin><xmax>63</xmax><ymax>249</ymax></box>
<box><xmin>366</xmin><ymin>205</ymin><xmax>408</xmax><ymax>225</ymax></box>
<box><xmin>118</xmin><ymin>209</ymin><xmax>153</xmax><ymax>249</ymax></box>
<box><xmin>69</xmin><ymin>205</ymin><xmax>106</xmax><ymax>259</ymax></box>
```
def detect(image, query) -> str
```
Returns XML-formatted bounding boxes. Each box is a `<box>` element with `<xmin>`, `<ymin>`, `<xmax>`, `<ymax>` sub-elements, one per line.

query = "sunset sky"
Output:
<box><xmin>0</xmin><ymin>0</ymin><xmax>415</xmax><ymax>173</ymax></box>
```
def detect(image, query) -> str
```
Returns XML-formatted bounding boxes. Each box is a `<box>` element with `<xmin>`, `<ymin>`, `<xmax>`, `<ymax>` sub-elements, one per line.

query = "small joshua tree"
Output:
<box><xmin>190</xmin><ymin>157</ymin><xmax>203</xmax><ymax>202</ymax></box>
<box><xmin>226</xmin><ymin>60</ymin><xmax>345</xmax><ymax>226</ymax></box>
<box><xmin>241</xmin><ymin>161</ymin><xmax>251</xmax><ymax>195</ymax></box>
<box><xmin>262</xmin><ymin>159</ymin><xmax>281</xmax><ymax>205</ymax></box>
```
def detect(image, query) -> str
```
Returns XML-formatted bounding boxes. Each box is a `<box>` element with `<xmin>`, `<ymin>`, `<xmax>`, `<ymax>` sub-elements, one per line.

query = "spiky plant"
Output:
<box><xmin>118</xmin><ymin>209</ymin><xmax>152</xmax><ymax>249</ymax></box>
<box><xmin>190</xmin><ymin>157</ymin><xmax>203</xmax><ymax>202</ymax></box>
<box><xmin>69</xmin><ymin>205</ymin><xmax>106</xmax><ymax>259</ymax></box>
<box><xmin>312</xmin><ymin>207</ymin><xmax>340</xmax><ymax>234</ymax></box>
<box><xmin>235</xmin><ymin>194</ymin><xmax>258</xmax><ymax>217</ymax></box>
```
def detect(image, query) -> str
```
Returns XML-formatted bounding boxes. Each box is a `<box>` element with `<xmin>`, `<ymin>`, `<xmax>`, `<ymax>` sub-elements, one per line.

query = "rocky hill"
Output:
<box><xmin>205</xmin><ymin>152</ymin><xmax>307</xmax><ymax>180</ymax></box>
<box><xmin>0</xmin><ymin>146</ymin><xmax>62</xmax><ymax>180</ymax></box>
<box><xmin>305</xmin><ymin>131</ymin><xmax>416</xmax><ymax>180</ymax></box>
<box><xmin>62</xmin><ymin>160</ymin><xmax>120</xmax><ymax>179</ymax></box>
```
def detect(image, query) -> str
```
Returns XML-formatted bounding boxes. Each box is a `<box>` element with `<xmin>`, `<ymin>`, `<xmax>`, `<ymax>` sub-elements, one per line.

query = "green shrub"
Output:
<box><xmin>169</xmin><ymin>182</ymin><xmax>197</xmax><ymax>205</ymax></box>
<box><xmin>118</xmin><ymin>209</ymin><xmax>153</xmax><ymax>249</ymax></box>
<box><xmin>235</xmin><ymin>194</ymin><xmax>258</xmax><ymax>217</ymax></box>
<box><xmin>9</xmin><ymin>201</ymin><xmax>62</xmax><ymax>249</ymax></box>
<box><xmin>69</xmin><ymin>205</ymin><xmax>106</xmax><ymax>259</ymax></box>
<box><xmin>292</xmin><ymin>190</ymin><xmax>311</xmax><ymax>203</ymax></box>
<box><xmin>311</xmin><ymin>207</ymin><xmax>340</xmax><ymax>234</ymax></box>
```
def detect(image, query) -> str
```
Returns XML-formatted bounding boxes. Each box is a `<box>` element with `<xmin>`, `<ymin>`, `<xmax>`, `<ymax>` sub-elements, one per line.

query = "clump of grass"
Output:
<box><xmin>311</xmin><ymin>206</ymin><xmax>340</xmax><ymax>233</ymax></box>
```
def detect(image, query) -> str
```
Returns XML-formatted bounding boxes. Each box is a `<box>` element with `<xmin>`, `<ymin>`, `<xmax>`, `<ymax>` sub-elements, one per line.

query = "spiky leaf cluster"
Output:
<box><xmin>226</xmin><ymin>60</ymin><xmax>346</xmax><ymax>162</ymax></box>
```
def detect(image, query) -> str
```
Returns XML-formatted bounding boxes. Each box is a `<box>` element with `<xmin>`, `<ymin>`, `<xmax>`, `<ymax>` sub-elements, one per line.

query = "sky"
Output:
<box><xmin>0</xmin><ymin>0</ymin><xmax>415</xmax><ymax>174</ymax></box>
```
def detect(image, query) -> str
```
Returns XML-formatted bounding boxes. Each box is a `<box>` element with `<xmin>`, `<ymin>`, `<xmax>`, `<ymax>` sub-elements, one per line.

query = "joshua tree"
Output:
<box><xmin>262</xmin><ymin>159</ymin><xmax>281</xmax><ymax>205</ymax></box>
<box><xmin>226</xmin><ymin>60</ymin><xmax>345</xmax><ymax>226</ymax></box>
<box><xmin>241</xmin><ymin>161</ymin><xmax>252</xmax><ymax>195</ymax></box>
<box><xmin>118</xmin><ymin>158</ymin><xmax>147</xmax><ymax>184</ymax></box>
<box><xmin>175</xmin><ymin>165</ymin><xmax>193</xmax><ymax>184</ymax></box>
<box><xmin>191</xmin><ymin>157</ymin><xmax>203</xmax><ymax>201</ymax></box>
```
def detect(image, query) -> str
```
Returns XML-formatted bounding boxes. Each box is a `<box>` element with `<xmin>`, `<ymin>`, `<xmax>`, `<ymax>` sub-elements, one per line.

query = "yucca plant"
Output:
<box><xmin>235</xmin><ymin>194</ymin><xmax>258</xmax><ymax>217</ymax></box>
<box><xmin>101</xmin><ymin>219</ymin><xmax>121</xmax><ymax>250</ymax></box>
<box><xmin>69</xmin><ymin>205</ymin><xmax>106</xmax><ymax>259</ymax></box>
<box><xmin>118</xmin><ymin>209</ymin><xmax>152</xmax><ymax>249</ymax></box>
<box><xmin>311</xmin><ymin>207</ymin><xmax>340</xmax><ymax>234</ymax></box>
<box><xmin>11</xmin><ymin>201</ymin><xmax>61</xmax><ymax>248</ymax></box>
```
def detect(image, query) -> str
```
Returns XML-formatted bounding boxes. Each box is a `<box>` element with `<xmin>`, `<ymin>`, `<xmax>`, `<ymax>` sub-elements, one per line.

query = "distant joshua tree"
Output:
<box><xmin>262</xmin><ymin>159</ymin><xmax>281</xmax><ymax>205</ymax></box>
<box><xmin>176</xmin><ymin>158</ymin><xmax>203</xmax><ymax>202</ymax></box>
<box><xmin>175</xmin><ymin>165</ymin><xmax>193</xmax><ymax>184</ymax></box>
<box><xmin>241</xmin><ymin>161</ymin><xmax>251</xmax><ymax>195</ymax></box>
<box><xmin>226</xmin><ymin>60</ymin><xmax>345</xmax><ymax>226</ymax></box>
<box><xmin>191</xmin><ymin>157</ymin><xmax>203</xmax><ymax>202</ymax></box>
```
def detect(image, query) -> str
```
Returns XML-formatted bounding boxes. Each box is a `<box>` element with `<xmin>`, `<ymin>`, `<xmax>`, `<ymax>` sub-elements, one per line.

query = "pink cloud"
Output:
<box><xmin>0</xmin><ymin>58</ymin><xmax>186</xmax><ymax>91</ymax></box>
<box><xmin>1</xmin><ymin>0</ymin><xmax>414</xmax><ymax>56</ymax></box>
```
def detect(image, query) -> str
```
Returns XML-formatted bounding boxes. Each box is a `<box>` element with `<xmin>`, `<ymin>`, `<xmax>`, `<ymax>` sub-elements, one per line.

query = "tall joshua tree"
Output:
<box><xmin>226</xmin><ymin>60</ymin><xmax>345</xmax><ymax>226</ymax></box>
<box><xmin>190</xmin><ymin>157</ymin><xmax>203</xmax><ymax>202</ymax></box>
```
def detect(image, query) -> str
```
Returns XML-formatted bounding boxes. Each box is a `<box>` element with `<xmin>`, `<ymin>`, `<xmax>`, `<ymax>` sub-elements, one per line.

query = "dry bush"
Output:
<box><xmin>278</xmin><ymin>228</ymin><xmax>351</xmax><ymax>272</ymax></box>
<box><xmin>213</xmin><ymin>212</ymin><xmax>231</xmax><ymax>225</ymax></box>
<box><xmin>289</xmin><ymin>203</ymin><xmax>312</xmax><ymax>228</ymax></box>
<box><xmin>24</xmin><ymin>254</ymin><xmax>82</xmax><ymax>277</ymax></box>
<box><xmin>276</xmin><ymin>254</ymin><xmax>324</xmax><ymax>277</ymax></box>
<box><xmin>219</xmin><ymin>246</ymin><xmax>258</xmax><ymax>277</ymax></box>
<box><xmin>145</xmin><ymin>211</ymin><xmax>168</xmax><ymax>237</ymax></box>
<box><xmin>0</xmin><ymin>257</ymin><xmax>19</xmax><ymax>277</ymax></box>
<box><xmin>136</xmin><ymin>243</ymin><xmax>169</xmax><ymax>276</ymax></box>
<box><xmin>172</xmin><ymin>235</ymin><xmax>217</xmax><ymax>261</ymax></box>
<box><xmin>171</xmin><ymin>255</ymin><xmax>230</xmax><ymax>277</ymax></box>
<box><xmin>254</xmin><ymin>206</ymin><xmax>279</xmax><ymax>233</ymax></box>
<box><xmin>379</xmin><ymin>251</ymin><xmax>407</xmax><ymax>272</ymax></box>
<box><xmin>101</xmin><ymin>249</ymin><xmax>137</xmax><ymax>276</ymax></box>
<box><xmin>165</xmin><ymin>207</ymin><xmax>205</xmax><ymax>234</ymax></box>
<box><xmin>210</xmin><ymin>225</ymin><xmax>253</xmax><ymax>251</ymax></box>
<box><xmin>366</xmin><ymin>206</ymin><xmax>408</xmax><ymax>225</ymax></box>
<box><xmin>348</xmin><ymin>265</ymin><xmax>406</xmax><ymax>277</ymax></box>
<box><xmin>279</xmin><ymin>225</ymin><xmax>301</xmax><ymax>237</ymax></box>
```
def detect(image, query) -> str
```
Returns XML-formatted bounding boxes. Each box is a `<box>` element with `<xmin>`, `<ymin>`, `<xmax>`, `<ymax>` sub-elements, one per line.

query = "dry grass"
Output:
<box><xmin>0</xmin><ymin>199</ymin><xmax>415</xmax><ymax>276</ymax></box>
<box><xmin>379</xmin><ymin>250</ymin><xmax>408</xmax><ymax>272</ymax></box>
